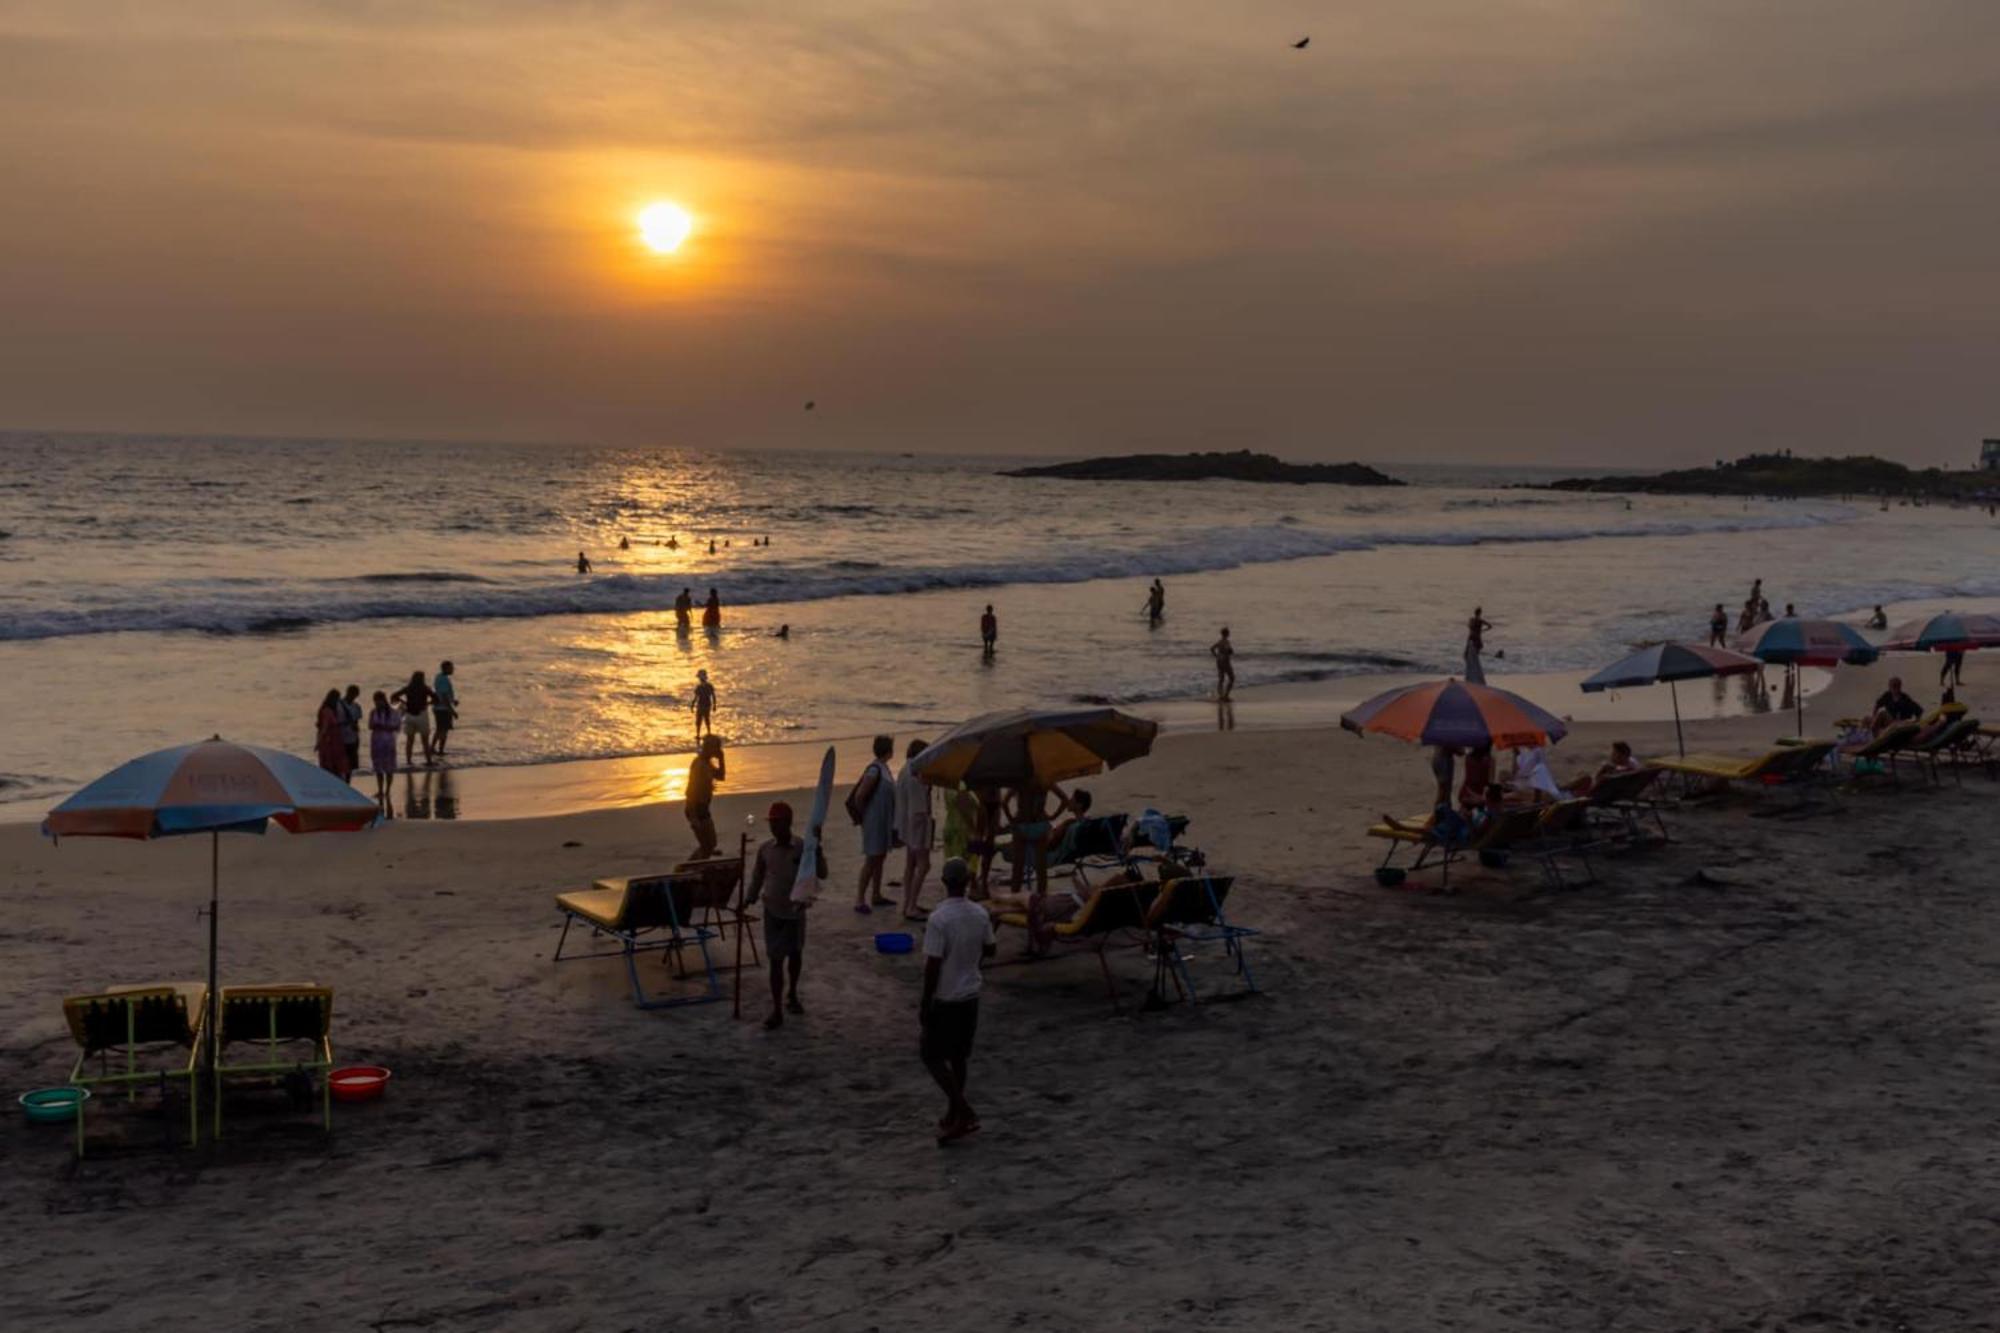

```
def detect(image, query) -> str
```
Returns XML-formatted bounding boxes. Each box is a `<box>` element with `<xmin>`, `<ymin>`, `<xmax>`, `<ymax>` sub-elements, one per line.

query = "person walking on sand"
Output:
<box><xmin>338</xmin><ymin>684</ymin><xmax>363</xmax><ymax>776</ymax></box>
<box><xmin>745</xmin><ymin>800</ymin><xmax>826</xmax><ymax>1030</ymax></box>
<box><xmin>314</xmin><ymin>689</ymin><xmax>348</xmax><ymax>779</ymax></box>
<box><xmin>390</xmin><ymin>670</ymin><xmax>435</xmax><ymax>768</ymax></box>
<box><xmin>692</xmin><ymin>669</ymin><xmax>717</xmax><ymax>739</ymax></box>
<box><xmin>980</xmin><ymin>604</ymin><xmax>998</xmax><ymax>658</ymax></box>
<box><xmin>432</xmin><ymin>660</ymin><xmax>459</xmax><ymax>758</ymax></box>
<box><xmin>577</xmin><ymin>550</ymin><xmax>591</xmax><ymax>574</ymax></box>
<box><xmin>1211</xmin><ymin>627</ymin><xmax>1236</xmax><ymax>699</ymax></box>
<box><xmin>1464</xmin><ymin>607</ymin><xmax>1493</xmax><ymax>685</ymax></box>
<box><xmin>367</xmin><ymin>691</ymin><xmax>400</xmax><ymax>810</ymax></box>
<box><xmin>848</xmin><ymin>735</ymin><xmax>897</xmax><ymax>913</ymax></box>
<box><xmin>922</xmin><ymin>857</ymin><xmax>995</xmax><ymax>1145</ymax></box>
<box><xmin>674</xmin><ymin>587</ymin><xmax>694</xmax><ymax>632</ymax></box>
<box><xmin>702</xmin><ymin>587</ymin><xmax>722</xmax><ymax>630</ymax></box>
<box><xmin>895</xmin><ymin>739</ymin><xmax>935</xmax><ymax>921</ymax></box>
<box><xmin>1708</xmin><ymin>604</ymin><xmax>1729</xmax><ymax>647</ymax></box>
<box><xmin>1144</xmin><ymin>579</ymin><xmax>1165</xmax><ymax>627</ymax></box>
<box><xmin>685</xmin><ymin>735</ymin><xmax>726</xmax><ymax>858</ymax></box>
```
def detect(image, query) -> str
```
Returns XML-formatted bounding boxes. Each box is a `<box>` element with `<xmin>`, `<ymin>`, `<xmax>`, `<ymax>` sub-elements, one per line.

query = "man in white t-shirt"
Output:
<box><xmin>921</xmin><ymin>856</ymin><xmax>995</xmax><ymax>1144</ymax></box>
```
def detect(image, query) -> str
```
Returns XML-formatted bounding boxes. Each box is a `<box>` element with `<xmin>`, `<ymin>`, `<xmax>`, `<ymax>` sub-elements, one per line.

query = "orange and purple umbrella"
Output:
<box><xmin>1340</xmin><ymin>678</ymin><xmax>1567</xmax><ymax>750</ymax></box>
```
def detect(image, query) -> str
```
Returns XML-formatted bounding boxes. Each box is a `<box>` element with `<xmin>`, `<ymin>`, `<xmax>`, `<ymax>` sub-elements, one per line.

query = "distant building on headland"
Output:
<box><xmin>1984</xmin><ymin>440</ymin><xmax>2000</xmax><ymax>471</ymax></box>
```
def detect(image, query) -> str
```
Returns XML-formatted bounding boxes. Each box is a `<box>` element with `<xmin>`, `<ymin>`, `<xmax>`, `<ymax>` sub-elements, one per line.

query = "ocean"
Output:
<box><xmin>4</xmin><ymin>431</ymin><xmax>1997</xmax><ymax>814</ymax></box>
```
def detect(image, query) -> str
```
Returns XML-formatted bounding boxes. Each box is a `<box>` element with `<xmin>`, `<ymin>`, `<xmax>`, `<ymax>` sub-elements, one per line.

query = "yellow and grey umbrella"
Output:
<box><xmin>910</xmin><ymin>707</ymin><xmax>1159</xmax><ymax>788</ymax></box>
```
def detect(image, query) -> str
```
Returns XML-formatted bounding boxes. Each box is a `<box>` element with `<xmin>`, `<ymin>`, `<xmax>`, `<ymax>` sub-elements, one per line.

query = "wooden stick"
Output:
<box><xmin>732</xmin><ymin>831</ymin><xmax>748</xmax><ymax>1018</ymax></box>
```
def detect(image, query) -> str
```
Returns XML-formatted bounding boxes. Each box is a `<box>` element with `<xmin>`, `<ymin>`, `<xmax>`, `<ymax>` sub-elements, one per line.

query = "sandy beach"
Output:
<box><xmin>4</xmin><ymin>658</ymin><xmax>1996</xmax><ymax>1331</ymax></box>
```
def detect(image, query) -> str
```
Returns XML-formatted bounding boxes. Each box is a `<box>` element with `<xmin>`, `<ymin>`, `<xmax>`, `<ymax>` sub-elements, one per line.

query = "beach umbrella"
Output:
<box><xmin>910</xmin><ymin>707</ymin><xmax>1158</xmax><ymax>788</ymax></box>
<box><xmin>1881</xmin><ymin>611</ymin><xmax>2000</xmax><ymax>653</ymax></box>
<box><xmin>43</xmin><ymin>737</ymin><xmax>379</xmax><ymax>1074</ymax></box>
<box><xmin>1580</xmin><ymin>641</ymin><xmax>1764</xmax><ymax>757</ymax></box>
<box><xmin>1340</xmin><ymin>678</ymin><xmax>1568</xmax><ymax>749</ymax></box>
<box><xmin>1731</xmin><ymin>618</ymin><xmax>1879</xmax><ymax>735</ymax></box>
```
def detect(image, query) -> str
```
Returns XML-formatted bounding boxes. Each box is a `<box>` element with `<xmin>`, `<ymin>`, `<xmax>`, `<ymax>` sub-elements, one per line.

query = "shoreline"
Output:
<box><xmin>1</xmin><ymin>660</ymin><xmax>1843</xmax><ymax>826</ymax></box>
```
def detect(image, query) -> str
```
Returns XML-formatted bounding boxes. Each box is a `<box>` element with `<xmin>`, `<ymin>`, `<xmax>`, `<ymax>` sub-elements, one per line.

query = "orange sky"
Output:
<box><xmin>3</xmin><ymin>1</ymin><xmax>1997</xmax><ymax>464</ymax></box>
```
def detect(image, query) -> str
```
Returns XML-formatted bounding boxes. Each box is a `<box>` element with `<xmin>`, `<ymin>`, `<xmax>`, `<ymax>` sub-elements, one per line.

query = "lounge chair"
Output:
<box><xmin>1887</xmin><ymin>715</ymin><xmax>1983</xmax><ymax>785</ymax></box>
<box><xmin>1367</xmin><ymin>804</ymin><xmax>1544</xmax><ymax>893</ymax></box>
<box><xmin>1654</xmin><ymin>742</ymin><xmax>1836</xmax><ymax>804</ymax></box>
<box><xmin>1519</xmin><ymin>799</ymin><xmax>1601</xmax><ymax>890</ymax></box>
<box><xmin>1143</xmin><ymin>875</ymin><xmax>1255</xmax><ymax>1006</ymax></box>
<box><xmin>62</xmin><ymin>981</ymin><xmax>206</xmax><ymax>1155</ymax></box>
<box><xmin>1837</xmin><ymin>721</ymin><xmax>1921</xmax><ymax>785</ymax></box>
<box><xmin>212</xmin><ymin>984</ymin><xmax>334</xmax><ymax>1139</ymax></box>
<box><xmin>1583</xmin><ymin>766</ymin><xmax>1668</xmax><ymax>843</ymax></box>
<box><xmin>669</xmin><ymin>855</ymin><xmax>756</xmax><ymax>974</ymax></box>
<box><xmin>992</xmin><ymin>880</ymin><xmax>1161</xmax><ymax>1010</ymax></box>
<box><xmin>554</xmin><ymin>869</ymin><xmax>723</xmax><ymax>1009</ymax></box>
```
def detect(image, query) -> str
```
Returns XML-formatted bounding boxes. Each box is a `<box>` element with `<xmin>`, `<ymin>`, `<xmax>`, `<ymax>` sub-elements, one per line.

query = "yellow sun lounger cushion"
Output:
<box><xmin>555</xmin><ymin>887</ymin><xmax>629</xmax><ymax>930</ymax></box>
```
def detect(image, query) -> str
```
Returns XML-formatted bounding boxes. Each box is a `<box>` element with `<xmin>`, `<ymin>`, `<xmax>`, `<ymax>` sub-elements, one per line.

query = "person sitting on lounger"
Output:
<box><xmin>1568</xmin><ymin>741</ymin><xmax>1640</xmax><ymax>796</ymax></box>
<box><xmin>1041</xmin><ymin>788</ymin><xmax>1094</xmax><ymax>862</ymax></box>
<box><xmin>1382</xmin><ymin>804</ymin><xmax>1473</xmax><ymax>848</ymax></box>
<box><xmin>1870</xmin><ymin>678</ymin><xmax>1923</xmax><ymax>735</ymax></box>
<box><xmin>1508</xmin><ymin>745</ymin><xmax>1565</xmax><ymax>802</ymax></box>
<box><xmin>1458</xmin><ymin>745</ymin><xmax>1495</xmax><ymax>815</ymax></box>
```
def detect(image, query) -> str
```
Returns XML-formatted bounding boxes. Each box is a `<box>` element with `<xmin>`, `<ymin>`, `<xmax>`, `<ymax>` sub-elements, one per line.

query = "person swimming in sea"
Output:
<box><xmin>775</xmin><ymin>624</ymin><xmax>790</xmax><ymax>639</ymax></box>
<box><xmin>1144</xmin><ymin>579</ymin><xmax>1165</xmax><ymax>627</ymax></box>
<box><xmin>576</xmin><ymin>550</ymin><xmax>591</xmax><ymax>574</ymax></box>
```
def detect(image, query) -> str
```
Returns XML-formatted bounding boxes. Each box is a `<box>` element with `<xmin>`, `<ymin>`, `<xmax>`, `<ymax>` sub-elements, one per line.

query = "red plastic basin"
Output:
<box><xmin>329</xmin><ymin>1066</ymin><xmax>392</xmax><ymax>1103</ymax></box>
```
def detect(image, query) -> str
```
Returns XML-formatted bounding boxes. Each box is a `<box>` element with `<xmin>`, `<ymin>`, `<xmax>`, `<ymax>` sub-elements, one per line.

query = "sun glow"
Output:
<box><xmin>636</xmin><ymin>201</ymin><xmax>694</xmax><ymax>254</ymax></box>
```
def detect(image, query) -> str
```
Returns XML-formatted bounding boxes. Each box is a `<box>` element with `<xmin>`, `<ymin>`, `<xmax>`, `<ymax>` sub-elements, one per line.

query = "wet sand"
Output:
<box><xmin>1</xmin><ymin>659</ymin><xmax>1995</xmax><ymax>1330</ymax></box>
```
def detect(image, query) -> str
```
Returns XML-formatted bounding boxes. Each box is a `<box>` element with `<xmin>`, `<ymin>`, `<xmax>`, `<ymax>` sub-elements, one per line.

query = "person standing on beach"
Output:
<box><xmin>745</xmin><ymin>800</ymin><xmax>825</xmax><ymax>1030</ymax></box>
<box><xmin>692</xmin><ymin>669</ymin><xmax>716</xmax><ymax>739</ymax></box>
<box><xmin>1144</xmin><ymin>579</ymin><xmax>1165</xmax><ymax>627</ymax></box>
<box><xmin>980</xmin><ymin>605</ymin><xmax>998</xmax><ymax>658</ymax></box>
<box><xmin>391</xmin><ymin>670</ymin><xmax>435</xmax><ymax>768</ymax></box>
<box><xmin>1464</xmin><ymin>607</ymin><xmax>1493</xmax><ymax>685</ymax></box>
<box><xmin>338</xmin><ymin>684</ymin><xmax>363</xmax><ymax>776</ymax></box>
<box><xmin>702</xmin><ymin>587</ymin><xmax>722</xmax><ymax>630</ymax></box>
<box><xmin>368</xmin><ymin>691</ymin><xmax>400</xmax><ymax>810</ymax></box>
<box><xmin>685</xmin><ymin>735</ymin><xmax>726</xmax><ymax>858</ymax></box>
<box><xmin>314</xmin><ymin>689</ymin><xmax>348</xmax><ymax>779</ymax></box>
<box><xmin>674</xmin><ymin>587</ymin><xmax>694</xmax><ymax>632</ymax></box>
<box><xmin>577</xmin><ymin>550</ymin><xmax>592</xmax><ymax>574</ymax></box>
<box><xmin>895</xmin><ymin>738</ymin><xmax>935</xmax><ymax>921</ymax></box>
<box><xmin>921</xmin><ymin>856</ymin><xmax>995</xmax><ymax>1145</ymax></box>
<box><xmin>1708</xmin><ymin>604</ymin><xmax>1729</xmax><ymax>647</ymax></box>
<box><xmin>1941</xmin><ymin>648</ymin><xmax>1966</xmax><ymax>689</ymax></box>
<box><xmin>432</xmin><ymin>660</ymin><xmax>458</xmax><ymax>758</ymax></box>
<box><xmin>1211</xmin><ymin>627</ymin><xmax>1236</xmax><ymax>699</ymax></box>
<box><xmin>848</xmin><ymin>735</ymin><xmax>897</xmax><ymax>913</ymax></box>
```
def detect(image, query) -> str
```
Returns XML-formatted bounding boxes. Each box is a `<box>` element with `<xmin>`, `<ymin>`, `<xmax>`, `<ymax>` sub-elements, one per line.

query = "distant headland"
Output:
<box><xmin>1545</xmin><ymin>452</ymin><xmax>1999</xmax><ymax>500</ymax></box>
<box><xmin>999</xmin><ymin>450</ymin><xmax>1404</xmax><ymax>486</ymax></box>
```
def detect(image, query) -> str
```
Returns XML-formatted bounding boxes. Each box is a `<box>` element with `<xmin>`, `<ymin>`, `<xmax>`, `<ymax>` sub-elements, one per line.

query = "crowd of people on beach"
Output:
<box><xmin>312</xmin><ymin>661</ymin><xmax>459</xmax><ymax>811</ymax></box>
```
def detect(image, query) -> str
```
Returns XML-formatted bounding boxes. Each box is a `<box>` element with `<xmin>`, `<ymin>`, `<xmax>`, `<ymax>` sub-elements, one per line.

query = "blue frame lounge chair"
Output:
<box><xmin>554</xmin><ymin>870</ymin><xmax>723</xmax><ymax>1009</ymax></box>
<box><xmin>1143</xmin><ymin>875</ymin><xmax>1256</xmax><ymax>1006</ymax></box>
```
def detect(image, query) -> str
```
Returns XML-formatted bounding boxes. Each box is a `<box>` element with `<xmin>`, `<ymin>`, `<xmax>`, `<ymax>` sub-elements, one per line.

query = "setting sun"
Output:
<box><xmin>636</xmin><ymin>201</ymin><xmax>694</xmax><ymax>254</ymax></box>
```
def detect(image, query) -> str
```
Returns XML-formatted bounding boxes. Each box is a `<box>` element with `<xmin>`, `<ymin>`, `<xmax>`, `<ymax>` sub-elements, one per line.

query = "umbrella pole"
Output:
<box><xmin>1795</xmin><ymin>666</ymin><xmax>1804</xmax><ymax>737</ymax></box>
<box><xmin>207</xmin><ymin>830</ymin><xmax>220</xmax><ymax>1082</ymax></box>
<box><xmin>732</xmin><ymin>832</ymin><xmax>747</xmax><ymax>1019</ymax></box>
<box><xmin>1671</xmin><ymin>680</ymin><xmax>1685</xmax><ymax>758</ymax></box>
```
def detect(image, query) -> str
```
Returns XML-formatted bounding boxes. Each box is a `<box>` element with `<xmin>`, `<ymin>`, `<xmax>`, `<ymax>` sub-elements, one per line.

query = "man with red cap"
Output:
<box><xmin>746</xmin><ymin>799</ymin><xmax>826</xmax><ymax>1030</ymax></box>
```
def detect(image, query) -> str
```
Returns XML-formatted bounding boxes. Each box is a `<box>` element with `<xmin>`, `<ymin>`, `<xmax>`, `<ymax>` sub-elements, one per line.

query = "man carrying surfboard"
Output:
<box><xmin>746</xmin><ymin>801</ymin><xmax>827</xmax><ymax>1030</ymax></box>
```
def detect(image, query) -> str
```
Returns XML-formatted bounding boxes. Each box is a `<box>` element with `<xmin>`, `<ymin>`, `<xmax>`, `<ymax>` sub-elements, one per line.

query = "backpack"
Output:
<box><xmin>844</xmin><ymin>764</ymin><xmax>877</xmax><ymax>825</ymax></box>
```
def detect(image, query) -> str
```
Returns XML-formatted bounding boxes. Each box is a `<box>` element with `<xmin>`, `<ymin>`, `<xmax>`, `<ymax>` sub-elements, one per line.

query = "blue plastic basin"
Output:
<box><xmin>874</xmin><ymin>931</ymin><xmax>914</xmax><ymax>955</ymax></box>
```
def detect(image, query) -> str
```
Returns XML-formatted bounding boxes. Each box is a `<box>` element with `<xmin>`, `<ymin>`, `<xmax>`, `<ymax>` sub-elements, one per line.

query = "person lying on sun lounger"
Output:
<box><xmin>1379</xmin><ymin>804</ymin><xmax>1472</xmax><ymax>848</ymax></box>
<box><xmin>1568</xmin><ymin>741</ymin><xmax>1640</xmax><ymax>796</ymax></box>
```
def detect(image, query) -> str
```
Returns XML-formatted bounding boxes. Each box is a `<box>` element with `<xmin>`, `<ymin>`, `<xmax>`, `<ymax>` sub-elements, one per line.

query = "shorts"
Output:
<box><xmin>434</xmin><ymin>705</ymin><xmax>456</xmax><ymax>732</ymax></box>
<box><xmin>403</xmin><ymin>713</ymin><xmax>431</xmax><ymax>738</ymax></box>
<box><xmin>920</xmin><ymin>996</ymin><xmax>979</xmax><ymax>1064</ymax></box>
<box><xmin>763</xmin><ymin>913</ymin><xmax>806</xmax><ymax>961</ymax></box>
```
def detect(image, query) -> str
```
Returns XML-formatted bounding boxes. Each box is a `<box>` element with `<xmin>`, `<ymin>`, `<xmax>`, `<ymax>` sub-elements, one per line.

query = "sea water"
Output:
<box><xmin>3</xmin><ymin>432</ymin><xmax>1995</xmax><ymax>811</ymax></box>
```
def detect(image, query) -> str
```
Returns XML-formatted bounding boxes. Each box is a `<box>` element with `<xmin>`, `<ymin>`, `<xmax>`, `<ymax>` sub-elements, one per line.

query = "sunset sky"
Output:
<box><xmin>3</xmin><ymin>1</ymin><xmax>1997</xmax><ymax>464</ymax></box>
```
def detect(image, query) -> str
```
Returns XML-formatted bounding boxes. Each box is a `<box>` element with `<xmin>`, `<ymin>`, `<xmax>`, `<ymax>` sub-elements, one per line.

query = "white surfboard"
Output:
<box><xmin>792</xmin><ymin>745</ymin><xmax>835</xmax><ymax>906</ymax></box>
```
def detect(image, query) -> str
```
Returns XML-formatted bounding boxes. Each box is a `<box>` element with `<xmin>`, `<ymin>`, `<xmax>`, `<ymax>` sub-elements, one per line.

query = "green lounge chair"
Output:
<box><xmin>213</xmin><ymin>983</ymin><xmax>334</xmax><ymax>1139</ymax></box>
<box><xmin>62</xmin><ymin>981</ymin><xmax>206</xmax><ymax>1155</ymax></box>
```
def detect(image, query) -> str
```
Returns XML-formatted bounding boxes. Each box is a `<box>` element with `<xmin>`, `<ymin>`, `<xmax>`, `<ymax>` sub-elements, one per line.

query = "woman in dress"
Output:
<box><xmin>314</xmin><ymin>689</ymin><xmax>348</xmax><ymax>779</ymax></box>
<box><xmin>368</xmin><ymin>690</ymin><xmax>401</xmax><ymax>811</ymax></box>
<box><xmin>894</xmin><ymin>739</ymin><xmax>934</xmax><ymax>922</ymax></box>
